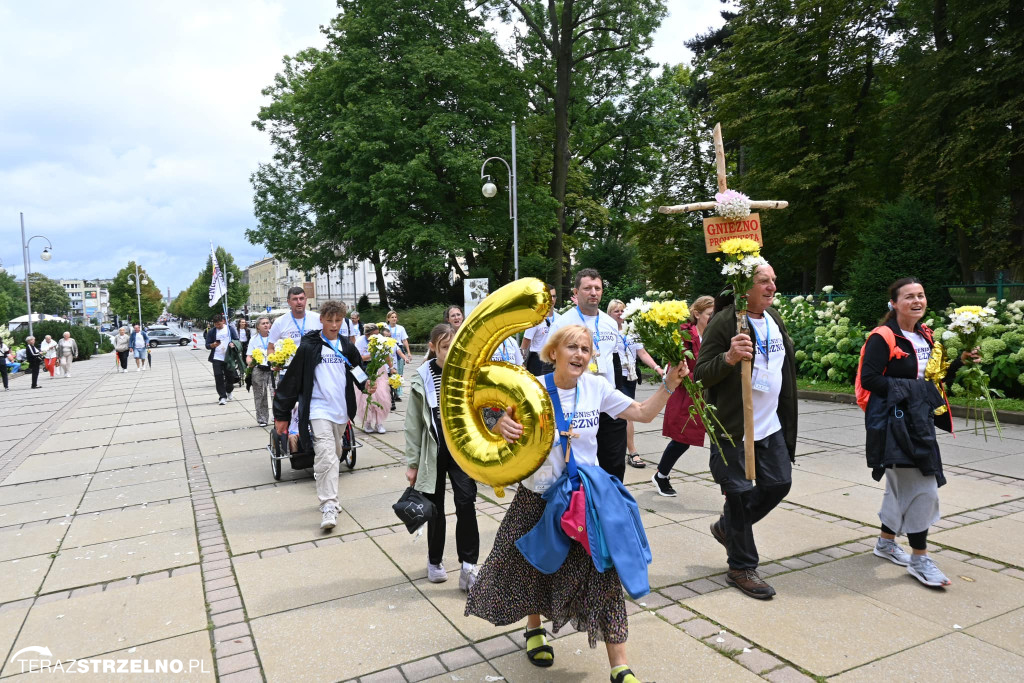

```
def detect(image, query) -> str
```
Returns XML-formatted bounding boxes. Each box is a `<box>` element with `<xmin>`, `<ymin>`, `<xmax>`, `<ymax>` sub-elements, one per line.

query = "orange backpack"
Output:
<box><xmin>855</xmin><ymin>326</ymin><xmax>909</xmax><ymax>411</ymax></box>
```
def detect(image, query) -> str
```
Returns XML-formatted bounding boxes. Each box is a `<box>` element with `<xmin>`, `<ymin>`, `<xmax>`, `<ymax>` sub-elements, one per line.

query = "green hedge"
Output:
<box><xmin>13</xmin><ymin>322</ymin><xmax>103</xmax><ymax>361</ymax></box>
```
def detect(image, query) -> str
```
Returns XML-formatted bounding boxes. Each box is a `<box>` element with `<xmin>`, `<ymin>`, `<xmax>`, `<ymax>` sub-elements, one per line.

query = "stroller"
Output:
<box><xmin>267</xmin><ymin>396</ymin><xmax>358</xmax><ymax>481</ymax></box>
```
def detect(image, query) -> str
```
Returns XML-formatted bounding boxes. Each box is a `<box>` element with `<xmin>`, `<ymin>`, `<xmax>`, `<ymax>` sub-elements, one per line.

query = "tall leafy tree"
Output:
<box><xmin>26</xmin><ymin>273</ymin><xmax>71</xmax><ymax>316</ymax></box>
<box><xmin>176</xmin><ymin>248</ymin><xmax>248</xmax><ymax>321</ymax></box>
<box><xmin>107</xmin><ymin>262</ymin><xmax>163</xmax><ymax>324</ymax></box>
<box><xmin>0</xmin><ymin>270</ymin><xmax>28</xmax><ymax>323</ymax></box>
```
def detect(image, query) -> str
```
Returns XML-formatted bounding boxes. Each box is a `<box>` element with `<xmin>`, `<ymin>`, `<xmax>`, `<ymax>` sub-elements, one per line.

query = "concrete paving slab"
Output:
<box><xmin>218</xmin><ymin>484</ymin><xmax>360</xmax><ymax>555</ymax></box>
<box><xmin>44</xmin><ymin>528</ymin><xmax>198</xmax><ymax>592</ymax></box>
<box><xmin>0</xmin><ymin>553</ymin><xmax>50</xmax><ymax>603</ymax></box>
<box><xmin>683</xmin><ymin>571</ymin><xmax>947</xmax><ymax>677</ymax></box>
<box><xmin>336</xmin><ymin>467</ymin><xmax>408</xmax><ymax>502</ymax></box>
<box><xmin>789</xmin><ymin>452</ymin><xmax>878</xmax><ymax>486</ymax></box>
<box><xmin>963</xmin><ymin>453</ymin><xmax>1024</xmax><ymax>479</ymax></box>
<box><xmin>966</xmin><ymin>606</ymin><xmax>1024</xmax><ymax>656</ymax></box>
<box><xmin>806</xmin><ymin>553</ymin><xmax>1024</xmax><ymax>629</ymax></box>
<box><xmin>0</xmin><ymin>476</ymin><xmax>91</xmax><ymax>503</ymax></box>
<box><xmin>929</xmin><ymin>516</ymin><xmax>1024</xmax><ymax>567</ymax></box>
<box><xmin>789</xmin><ymin>483</ymin><xmax>966</xmax><ymax>527</ymax></box>
<box><xmin>98</xmin><ymin>439</ymin><xmax>184</xmax><ymax>471</ymax></box>
<box><xmin>195</xmin><ymin>429</ymin><xmax>269</xmax><ymax>457</ymax></box>
<box><xmin>1</xmin><ymin>448</ymin><xmax>105</xmax><ymax>485</ymax></box>
<box><xmin>0</xmin><ymin>496</ymin><xmax>80</xmax><ymax>528</ymax></box>
<box><xmin>1</xmin><ymin>424</ymin><xmax>43</xmax><ymax>441</ymax></box>
<box><xmin>374</xmin><ymin>515</ymin><xmax>501</xmax><ymax>582</ymax></box>
<box><xmin>207</xmin><ymin>458</ymin><xmax>309</xmax><ymax>492</ymax></box>
<box><xmin>33</xmin><ymin>428</ymin><xmax>113</xmax><ymax>454</ymax></box>
<box><xmin>3</xmin><ymin>412</ymin><xmax>56</xmax><ymax>427</ymax></box>
<box><xmin>109</xmin><ymin>421</ymin><xmax>181</xmax><ymax>445</ymax></box>
<box><xmin>189</xmin><ymin>413</ymin><xmax>260</xmax><ymax>434</ymax></box>
<box><xmin>77</xmin><ymin>478</ymin><xmax>191</xmax><ymax>514</ymax></box>
<box><xmin>85</xmin><ymin>461</ymin><xmax>187</xmax><ymax>492</ymax></box>
<box><xmin>738</xmin><ymin>506</ymin><xmax>866</xmax><ymax>559</ymax></box>
<box><xmin>54</xmin><ymin>415</ymin><xmax>123</xmax><ymax>433</ymax></box>
<box><xmin>934</xmin><ymin>473</ymin><xmax>1024</xmax><ymax>510</ymax></box>
<box><xmin>127</xmin><ymin>398</ymin><xmax>178</xmax><ymax>412</ymax></box>
<box><xmin>631</xmin><ymin>481</ymin><xmax>725</xmax><ymax>522</ymax></box>
<box><xmin>414</xmin><ymin>570</ymin><xmax>522</xmax><ymax>641</ymax></box>
<box><xmin>250</xmin><ymin>583</ymin><xmax>466</xmax><ymax>682</ymax></box>
<box><xmin>344</xmin><ymin>490</ymin><xmax>417</xmax><ymax>530</ymax></box>
<box><xmin>117</xmin><ymin>408</ymin><xmax>180</xmax><ymax>426</ymax></box>
<box><xmin>0</xmin><ymin>523</ymin><xmax>67</xmax><ymax>562</ymax></box>
<box><xmin>643</xmin><ymin>522</ymin><xmax>729</xmax><ymax>587</ymax></box>
<box><xmin>790</xmin><ymin>467</ymin><xmax>864</xmax><ymax>497</ymax></box>
<box><xmin>0</xmin><ymin>604</ymin><xmax>31</xmax><ymax>672</ymax></box>
<box><xmin>62</xmin><ymin>499</ymin><xmax>194</xmax><ymax>548</ymax></box>
<box><xmin>235</xmin><ymin>537</ymin><xmax>406</xmax><ymax>618</ymax></box>
<box><xmin>490</xmin><ymin>612</ymin><xmax>761</xmax><ymax>682</ymax></box>
<box><xmin>831</xmin><ymin>632</ymin><xmax>1024</xmax><ymax>682</ymax></box>
<box><xmin>418</xmin><ymin>662</ymin><xmax>501</xmax><ymax>683</ymax></box>
<box><xmin>3</xmin><ymin>573</ymin><xmax>207</xmax><ymax>677</ymax></box>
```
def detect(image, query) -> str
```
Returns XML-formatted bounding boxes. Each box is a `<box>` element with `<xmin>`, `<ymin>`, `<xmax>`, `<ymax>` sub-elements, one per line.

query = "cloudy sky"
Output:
<box><xmin>0</xmin><ymin>1</ymin><xmax>728</xmax><ymax>298</ymax></box>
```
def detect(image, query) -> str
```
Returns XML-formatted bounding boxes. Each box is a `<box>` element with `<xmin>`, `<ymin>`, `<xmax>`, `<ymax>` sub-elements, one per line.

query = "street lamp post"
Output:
<box><xmin>480</xmin><ymin>120</ymin><xmax>519</xmax><ymax>280</ymax></box>
<box><xmin>19</xmin><ymin>212</ymin><xmax>54</xmax><ymax>338</ymax></box>
<box><xmin>127</xmin><ymin>263</ymin><xmax>148</xmax><ymax>327</ymax></box>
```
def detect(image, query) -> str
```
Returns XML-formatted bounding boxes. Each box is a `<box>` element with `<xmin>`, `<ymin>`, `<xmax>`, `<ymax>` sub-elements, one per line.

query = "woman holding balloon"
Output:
<box><xmin>466</xmin><ymin>324</ymin><xmax>688</xmax><ymax>683</ymax></box>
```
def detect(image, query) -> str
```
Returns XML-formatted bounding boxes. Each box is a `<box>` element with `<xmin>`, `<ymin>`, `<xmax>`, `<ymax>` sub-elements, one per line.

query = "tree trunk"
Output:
<box><xmin>370</xmin><ymin>250</ymin><xmax>389</xmax><ymax>309</ymax></box>
<box><xmin>814</xmin><ymin>237</ymin><xmax>837</xmax><ymax>292</ymax></box>
<box><xmin>1008</xmin><ymin>4</ymin><xmax>1024</xmax><ymax>281</ymax></box>
<box><xmin>548</xmin><ymin>0</ymin><xmax>575</xmax><ymax>300</ymax></box>
<box><xmin>955</xmin><ymin>226</ymin><xmax>973</xmax><ymax>283</ymax></box>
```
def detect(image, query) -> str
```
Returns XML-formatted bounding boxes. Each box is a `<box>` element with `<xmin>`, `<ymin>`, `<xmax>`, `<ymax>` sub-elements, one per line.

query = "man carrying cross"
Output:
<box><xmin>694</xmin><ymin>264</ymin><xmax>798</xmax><ymax>599</ymax></box>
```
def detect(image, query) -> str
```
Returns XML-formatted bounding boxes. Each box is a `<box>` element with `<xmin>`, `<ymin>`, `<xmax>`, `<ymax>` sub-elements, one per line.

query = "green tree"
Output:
<box><xmin>26</xmin><ymin>273</ymin><xmax>71</xmax><ymax>316</ymax></box>
<box><xmin>0</xmin><ymin>270</ymin><xmax>28</xmax><ymax>323</ymax></box>
<box><xmin>847</xmin><ymin>197</ymin><xmax>957</xmax><ymax>326</ymax></box>
<box><xmin>249</xmin><ymin>0</ymin><xmax>544</xmax><ymax>307</ymax></box>
<box><xmin>176</xmin><ymin>248</ymin><xmax>248</xmax><ymax>321</ymax></box>
<box><xmin>107</xmin><ymin>262</ymin><xmax>163</xmax><ymax>325</ymax></box>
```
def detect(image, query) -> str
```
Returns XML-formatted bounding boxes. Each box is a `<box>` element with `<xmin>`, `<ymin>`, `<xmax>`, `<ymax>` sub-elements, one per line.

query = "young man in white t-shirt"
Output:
<box><xmin>273</xmin><ymin>301</ymin><xmax>366</xmax><ymax>531</ymax></box>
<box><xmin>268</xmin><ymin>286</ymin><xmax>322</xmax><ymax>359</ymax></box>
<box><xmin>205</xmin><ymin>314</ymin><xmax>238</xmax><ymax>405</ymax></box>
<box><xmin>546</xmin><ymin>268</ymin><xmax>627</xmax><ymax>481</ymax></box>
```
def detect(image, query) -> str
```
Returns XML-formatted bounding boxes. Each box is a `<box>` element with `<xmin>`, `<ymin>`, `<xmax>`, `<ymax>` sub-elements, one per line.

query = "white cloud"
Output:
<box><xmin>0</xmin><ymin>0</ymin><xmax>724</xmax><ymax>299</ymax></box>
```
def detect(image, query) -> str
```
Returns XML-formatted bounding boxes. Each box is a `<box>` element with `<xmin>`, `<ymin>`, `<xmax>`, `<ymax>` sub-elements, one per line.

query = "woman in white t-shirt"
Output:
<box><xmin>465</xmin><ymin>324</ymin><xmax>687</xmax><ymax>683</ymax></box>
<box><xmin>40</xmin><ymin>335</ymin><xmax>59</xmax><ymax>378</ymax></box>
<box><xmin>386</xmin><ymin>311</ymin><xmax>411</xmax><ymax>400</ymax></box>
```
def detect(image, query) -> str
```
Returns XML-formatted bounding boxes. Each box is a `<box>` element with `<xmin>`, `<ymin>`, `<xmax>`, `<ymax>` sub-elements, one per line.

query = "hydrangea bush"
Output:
<box><xmin>930</xmin><ymin>298</ymin><xmax>1024</xmax><ymax>399</ymax></box>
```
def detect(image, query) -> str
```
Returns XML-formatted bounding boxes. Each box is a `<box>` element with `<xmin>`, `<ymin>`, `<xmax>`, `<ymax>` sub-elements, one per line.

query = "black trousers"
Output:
<box><xmin>658</xmin><ymin>440</ymin><xmax>690</xmax><ymax>476</ymax></box>
<box><xmin>211</xmin><ymin>359</ymin><xmax>227</xmax><ymax>399</ymax></box>
<box><xmin>710</xmin><ymin>429</ymin><xmax>792</xmax><ymax>570</ymax></box>
<box><xmin>424</xmin><ymin>438</ymin><xmax>479</xmax><ymax>566</ymax></box>
<box><xmin>0</xmin><ymin>361</ymin><xmax>8</xmax><ymax>389</ymax></box>
<box><xmin>117</xmin><ymin>350</ymin><xmax>129</xmax><ymax>369</ymax></box>
<box><xmin>596</xmin><ymin>413</ymin><xmax>627</xmax><ymax>482</ymax></box>
<box><xmin>30</xmin><ymin>363</ymin><xmax>40</xmax><ymax>387</ymax></box>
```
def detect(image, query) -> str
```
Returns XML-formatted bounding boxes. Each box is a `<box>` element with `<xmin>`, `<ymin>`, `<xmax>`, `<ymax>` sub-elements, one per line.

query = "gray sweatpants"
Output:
<box><xmin>310</xmin><ymin>419</ymin><xmax>348</xmax><ymax>511</ymax></box>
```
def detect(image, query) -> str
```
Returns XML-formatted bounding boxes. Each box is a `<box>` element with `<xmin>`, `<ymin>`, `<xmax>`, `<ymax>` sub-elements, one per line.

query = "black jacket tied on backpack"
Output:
<box><xmin>273</xmin><ymin>330</ymin><xmax>366</xmax><ymax>455</ymax></box>
<box><xmin>859</xmin><ymin>318</ymin><xmax>963</xmax><ymax>486</ymax></box>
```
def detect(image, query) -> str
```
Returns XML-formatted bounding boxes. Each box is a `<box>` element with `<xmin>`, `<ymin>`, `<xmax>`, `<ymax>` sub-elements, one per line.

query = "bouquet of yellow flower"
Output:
<box><xmin>944</xmin><ymin>305</ymin><xmax>1002</xmax><ymax>439</ymax></box>
<box><xmin>623</xmin><ymin>297</ymin><xmax>733</xmax><ymax>456</ymax></box>
<box><xmin>362</xmin><ymin>335</ymin><xmax>397</xmax><ymax>424</ymax></box>
<box><xmin>717</xmin><ymin>238</ymin><xmax>767</xmax><ymax>314</ymax></box>
<box><xmin>388</xmin><ymin>373</ymin><xmax>403</xmax><ymax>390</ymax></box>
<box><xmin>265</xmin><ymin>337</ymin><xmax>297</xmax><ymax>371</ymax></box>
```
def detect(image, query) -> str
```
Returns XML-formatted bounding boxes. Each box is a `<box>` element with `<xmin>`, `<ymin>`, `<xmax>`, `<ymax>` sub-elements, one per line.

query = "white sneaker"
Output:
<box><xmin>907</xmin><ymin>554</ymin><xmax>951</xmax><ymax>587</ymax></box>
<box><xmin>362</xmin><ymin>424</ymin><xmax>372</xmax><ymax>434</ymax></box>
<box><xmin>874</xmin><ymin>538</ymin><xmax>912</xmax><ymax>567</ymax></box>
<box><xmin>226</xmin><ymin>393</ymin><xmax>234</xmax><ymax>401</ymax></box>
<box><xmin>320</xmin><ymin>506</ymin><xmax>338</xmax><ymax>531</ymax></box>
<box><xmin>427</xmin><ymin>562</ymin><xmax>448</xmax><ymax>583</ymax></box>
<box><xmin>218</xmin><ymin>398</ymin><xmax>227</xmax><ymax>405</ymax></box>
<box><xmin>459</xmin><ymin>564</ymin><xmax>479</xmax><ymax>592</ymax></box>
<box><xmin>376</xmin><ymin>424</ymin><xmax>386</xmax><ymax>434</ymax></box>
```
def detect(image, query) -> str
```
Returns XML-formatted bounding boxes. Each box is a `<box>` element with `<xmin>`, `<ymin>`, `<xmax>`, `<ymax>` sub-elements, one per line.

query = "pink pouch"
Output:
<box><xmin>560</xmin><ymin>487</ymin><xmax>591</xmax><ymax>555</ymax></box>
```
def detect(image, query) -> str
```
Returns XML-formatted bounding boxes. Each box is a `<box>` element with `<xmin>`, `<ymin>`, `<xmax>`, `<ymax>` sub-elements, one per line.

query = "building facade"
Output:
<box><xmin>313</xmin><ymin>259</ymin><xmax>397</xmax><ymax>309</ymax></box>
<box><xmin>59</xmin><ymin>279</ymin><xmax>110</xmax><ymax>323</ymax></box>
<box><xmin>245</xmin><ymin>257</ymin><xmax>316</xmax><ymax>313</ymax></box>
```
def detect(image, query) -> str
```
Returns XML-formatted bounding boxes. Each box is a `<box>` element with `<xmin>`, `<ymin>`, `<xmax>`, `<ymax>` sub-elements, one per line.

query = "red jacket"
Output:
<box><xmin>662</xmin><ymin>322</ymin><xmax>706</xmax><ymax>446</ymax></box>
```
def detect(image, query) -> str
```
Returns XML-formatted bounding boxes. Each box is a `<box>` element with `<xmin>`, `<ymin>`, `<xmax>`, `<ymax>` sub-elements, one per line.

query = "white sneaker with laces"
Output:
<box><xmin>427</xmin><ymin>562</ymin><xmax>448</xmax><ymax>583</ymax></box>
<box><xmin>874</xmin><ymin>538</ymin><xmax>912</xmax><ymax>567</ymax></box>
<box><xmin>226</xmin><ymin>392</ymin><xmax>234</xmax><ymax>401</ymax></box>
<box><xmin>320</xmin><ymin>505</ymin><xmax>338</xmax><ymax>531</ymax></box>
<box><xmin>376</xmin><ymin>424</ymin><xmax>386</xmax><ymax>434</ymax></box>
<box><xmin>459</xmin><ymin>564</ymin><xmax>479</xmax><ymax>592</ymax></box>
<box><xmin>908</xmin><ymin>554</ymin><xmax>951</xmax><ymax>587</ymax></box>
<box><xmin>218</xmin><ymin>398</ymin><xmax>227</xmax><ymax>405</ymax></box>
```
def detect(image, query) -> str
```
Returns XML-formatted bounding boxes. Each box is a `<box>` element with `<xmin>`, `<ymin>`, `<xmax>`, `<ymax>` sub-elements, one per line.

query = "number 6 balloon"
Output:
<box><xmin>440</xmin><ymin>278</ymin><xmax>556</xmax><ymax>497</ymax></box>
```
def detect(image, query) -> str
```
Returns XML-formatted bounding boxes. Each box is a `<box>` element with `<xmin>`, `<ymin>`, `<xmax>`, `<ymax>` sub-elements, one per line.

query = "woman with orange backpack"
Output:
<box><xmin>857</xmin><ymin>277</ymin><xmax>978</xmax><ymax>587</ymax></box>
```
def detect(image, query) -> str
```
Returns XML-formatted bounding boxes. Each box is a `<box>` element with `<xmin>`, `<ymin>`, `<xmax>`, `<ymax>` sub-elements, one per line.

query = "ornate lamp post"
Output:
<box><xmin>127</xmin><ymin>263</ymin><xmax>148</xmax><ymax>326</ymax></box>
<box><xmin>480</xmin><ymin>121</ymin><xmax>520</xmax><ymax>280</ymax></box>
<box><xmin>19</xmin><ymin>212</ymin><xmax>53</xmax><ymax>337</ymax></box>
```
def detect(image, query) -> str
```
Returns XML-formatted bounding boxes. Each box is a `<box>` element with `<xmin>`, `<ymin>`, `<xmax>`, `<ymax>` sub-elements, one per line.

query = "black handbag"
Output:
<box><xmin>392</xmin><ymin>487</ymin><xmax>435</xmax><ymax>534</ymax></box>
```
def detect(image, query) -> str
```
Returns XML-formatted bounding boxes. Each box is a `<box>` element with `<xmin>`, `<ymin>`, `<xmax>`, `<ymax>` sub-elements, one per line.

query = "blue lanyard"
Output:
<box><xmin>320</xmin><ymin>334</ymin><xmax>353</xmax><ymax>366</ymax></box>
<box><xmin>256</xmin><ymin>335</ymin><xmax>269</xmax><ymax>351</ymax></box>
<box><xmin>620</xmin><ymin>333</ymin><xmax>631</xmax><ymax>351</ymax></box>
<box><xmin>747</xmin><ymin>316</ymin><xmax>770</xmax><ymax>362</ymax></box>
<box><xmin>544</xmin><ymin>373</ymin><xmax>580</xmax><ymax>483</ymax></box>
<box><xmin>497</xmin><ymin>338</ymin><xmax>514</xmax><ymax>362</ymax></box>
<box><xmin>291</xmin><ymin>314</ymin><xmax>306</xmax><ymax>337</ymax></box>
<box><xmin>576</xmin><ymin>306</ymin><xmax>601</xmax><ymax>356</ymax></box>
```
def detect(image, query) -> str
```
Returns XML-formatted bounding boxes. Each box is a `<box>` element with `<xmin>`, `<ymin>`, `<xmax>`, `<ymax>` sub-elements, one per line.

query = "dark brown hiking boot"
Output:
<box><xmin>726</xmin><ymin>569</ymin><xmax>776</xmax><ymax>600</ymax></box>
<box><xmin>710</xmin><ymin>519</ymin><xmax>728</xmax><ymax>548</ymax></box>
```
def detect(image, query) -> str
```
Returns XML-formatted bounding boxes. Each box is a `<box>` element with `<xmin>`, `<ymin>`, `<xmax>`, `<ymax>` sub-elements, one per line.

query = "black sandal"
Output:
<box><xmin>611</xmin><ymin>667</ymin><xmax>635</xmax><ymax>683</ymax></box>
<box><xmin>627</xmin><ymin>453</ymin><xmax>646</xmax><ymax>468</ymax></box>
<box><xmin>524</xmin><ymin>626</ymin><xmax>554</xmax><ymax>668</ymax></box>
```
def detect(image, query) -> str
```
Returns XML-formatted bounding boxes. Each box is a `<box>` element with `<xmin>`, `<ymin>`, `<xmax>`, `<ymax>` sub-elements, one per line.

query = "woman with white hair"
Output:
<box><xmin>25</xmin><ymin>336</ymin><xmax>42</xmax><ymax>388</ymax></box>
<box><xmin>114</xmin><ymin>327</ymin><xmax>131</xmax><ymax>373</ymax></box>
<box><xmin>57</xmin><ymin>332</ymin><xmax>78</xmax><ymax>378</ymax></box>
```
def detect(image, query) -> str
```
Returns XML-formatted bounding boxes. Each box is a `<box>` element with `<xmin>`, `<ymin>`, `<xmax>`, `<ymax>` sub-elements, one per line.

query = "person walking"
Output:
<box><xmin>236</xmin><ymin>318</ymin><xmax>251</xmax><ymax>356</ymax></box>
<box><xmin>653</xmin><ymin>295</ymin><xmax>715</xmax><ymax>496</ymax></box>
<box><xmin>1</xmin><ymin>338</ymin><xmax>13</xmax><ymax>391</ymax></box>
<box><xmin>521</xmin><ymin>284</ymin><xmax>557</xmax><ymax>376</ymax></box>
<box><xmin>405</xmin><ymin>323</ymin><xmax>481</xmax><ymax>591</ymax></box>
<box><xmin>273</xmin><ymin>301</ymin><xmax>365</xmax><ymax>531</ymax></box>
<box><xmin>205</xmin><ymin>314</ymin><xmax>239</xmax><ymax>405</ymax></box>
<box><xmin>694</xmin><ymin>264</ymin><xmax>796</xmax><ymax>600</ymax></box>
<box><xmin>469</xmin><ymin>324</ymin><xmax>688</xmax><ymax>682</ymax></box>
<box><xmin>25</xmin><ymin>336</ymin><xmax>42</xmax><ymax>388</ymax></box>
<box><xmin>57</xmin><ymin>332</ymin><xmax>78</xmax><ymax>378</ymax></box>
<box><xmin>268</xmin><ymin>287</ymin><xmax>321</xmax><ymax>357</ymax></box>
<box><xmin>546</xmin><ymin>268</ymin><xmax>628</xmax><ymax>481</ymax></box>
<box><xmin>114</xmin><ymin>327</ymin><xmax>131</xmax><ymax>373</ymax></box>
<box><xmin>607</xmin><ymin>299</ymin><xmax>665</xmax><ymax>469</ymax></box>
<box><xmin>858</xmin><ymin>277</ymin><xmax>973</xmax><ymax>587</ymax></box>
<box><xmin>354</xmin><ymin>323</ymin><xmax>392</xmax><ymax>432</ymax></box>
<box><xmin>129</xmin><ymin>324</ymin><xmax>149</xmax><ymax>371</ymax></box>
<box><xmin>386</xmin><ymin>310</ymin><xmax>411</xmax><ymax>400</ymax></box>
<box><xmin>348</xmin><ymin>311</ymin><xmax>363</xmax><ymax>340</ymax></box>
<box><xmin>40</xmin><ymin>335</ymin><xmax>59</xmax><ymax>378</ymax></box>
<box><xmin>247</xmin><ymin>316</ymin><xmax>273</xmax><ymax>427</ymax></box>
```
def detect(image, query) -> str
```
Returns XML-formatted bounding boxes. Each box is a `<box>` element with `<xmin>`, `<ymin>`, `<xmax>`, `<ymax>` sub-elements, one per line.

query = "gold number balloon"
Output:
<box><xmin>440</xmin><ymin>278</ymin><xmax>555</xmax><ymax>497</ymax></box>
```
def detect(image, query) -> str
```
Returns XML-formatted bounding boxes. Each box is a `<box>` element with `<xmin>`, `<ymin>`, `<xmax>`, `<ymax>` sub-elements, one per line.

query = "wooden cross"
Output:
<box><xmin>561</xmin><ymin>424</ymin><xmax>579</xmax><ymax>463</ymax></box>
<box><xmin>657</xmin><ymin>123</ymin><xmax>789</xmax><ymax>480</ymax></box>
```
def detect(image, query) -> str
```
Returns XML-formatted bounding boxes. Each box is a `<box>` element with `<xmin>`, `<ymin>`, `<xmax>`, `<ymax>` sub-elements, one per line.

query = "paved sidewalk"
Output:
<box><xmin>1</xmin><ymin>347</ymin><xmax>1023</xmax><ymax>682</ymax></box>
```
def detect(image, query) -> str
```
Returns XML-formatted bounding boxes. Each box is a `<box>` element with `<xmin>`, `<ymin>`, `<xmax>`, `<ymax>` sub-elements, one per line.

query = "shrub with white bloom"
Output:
<box><xmin>791</xmin><ymin>296</ymin><xmax>804</xmax><ymax>303</ymax></box>
<box><xmin>821</xmin><ymin>285</ymin><xmax>834</xmax><ymax>294</ymax></box>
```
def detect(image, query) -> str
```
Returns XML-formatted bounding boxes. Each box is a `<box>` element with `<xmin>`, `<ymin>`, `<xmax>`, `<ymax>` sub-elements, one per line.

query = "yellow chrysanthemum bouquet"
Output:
<box><xmin>266</xmin><ymin>337</ymin><xmax>298</xmax><ymax>371</ymax></box>
<box><xmin>388</xmin><ymin>374</ymin><xmax>403</xmax><ymax>390</ymax></box>
<box><xmin>623</xmin><ymin>295</ymin><xmax>733</xmax><ymax>455</ymax></box>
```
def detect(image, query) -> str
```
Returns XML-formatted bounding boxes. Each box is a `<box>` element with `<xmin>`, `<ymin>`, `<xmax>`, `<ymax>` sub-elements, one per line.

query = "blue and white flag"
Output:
<box><xmin>209</xmin><ymin>244</ymin><xmax>227</xmax><ymax>306</ymax></box>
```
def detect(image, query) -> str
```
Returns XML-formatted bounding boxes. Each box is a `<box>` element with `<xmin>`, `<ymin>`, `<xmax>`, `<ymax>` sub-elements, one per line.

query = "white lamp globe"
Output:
<box><xmin>481</xmin><ymin>182</ymin><xmax>498</xmax><ymax>198</ymax></box>
<box><xmin>40</xmin><ymin>249</ymin><xmax>52</xmax><ymax>262</ymax></box>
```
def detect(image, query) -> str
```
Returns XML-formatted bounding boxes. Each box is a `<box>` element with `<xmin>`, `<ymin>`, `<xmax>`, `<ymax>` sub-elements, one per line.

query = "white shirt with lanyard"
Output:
<box><xmin>309</xmin><ymin>334</ymin><xmax>368</xmax><ymax>423</ymax></box>
<box><xmin>269</xmin><ymin>311</ymin><xmax>322</xmax><ymax>347</ymax></box>
<box><xmin>491</xmin><ymin>337</ymin><xmax>523</xmax><ymax>365</ymax></box>
<box><xmin>619</xmin><ymin>331</ymin><xmax>642</xmax><ymax>381</ymax></box>
<box><xmin>747</xmin><ymin>314</ymin><xmax>785</xmax><ymax>441</ymax></box>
